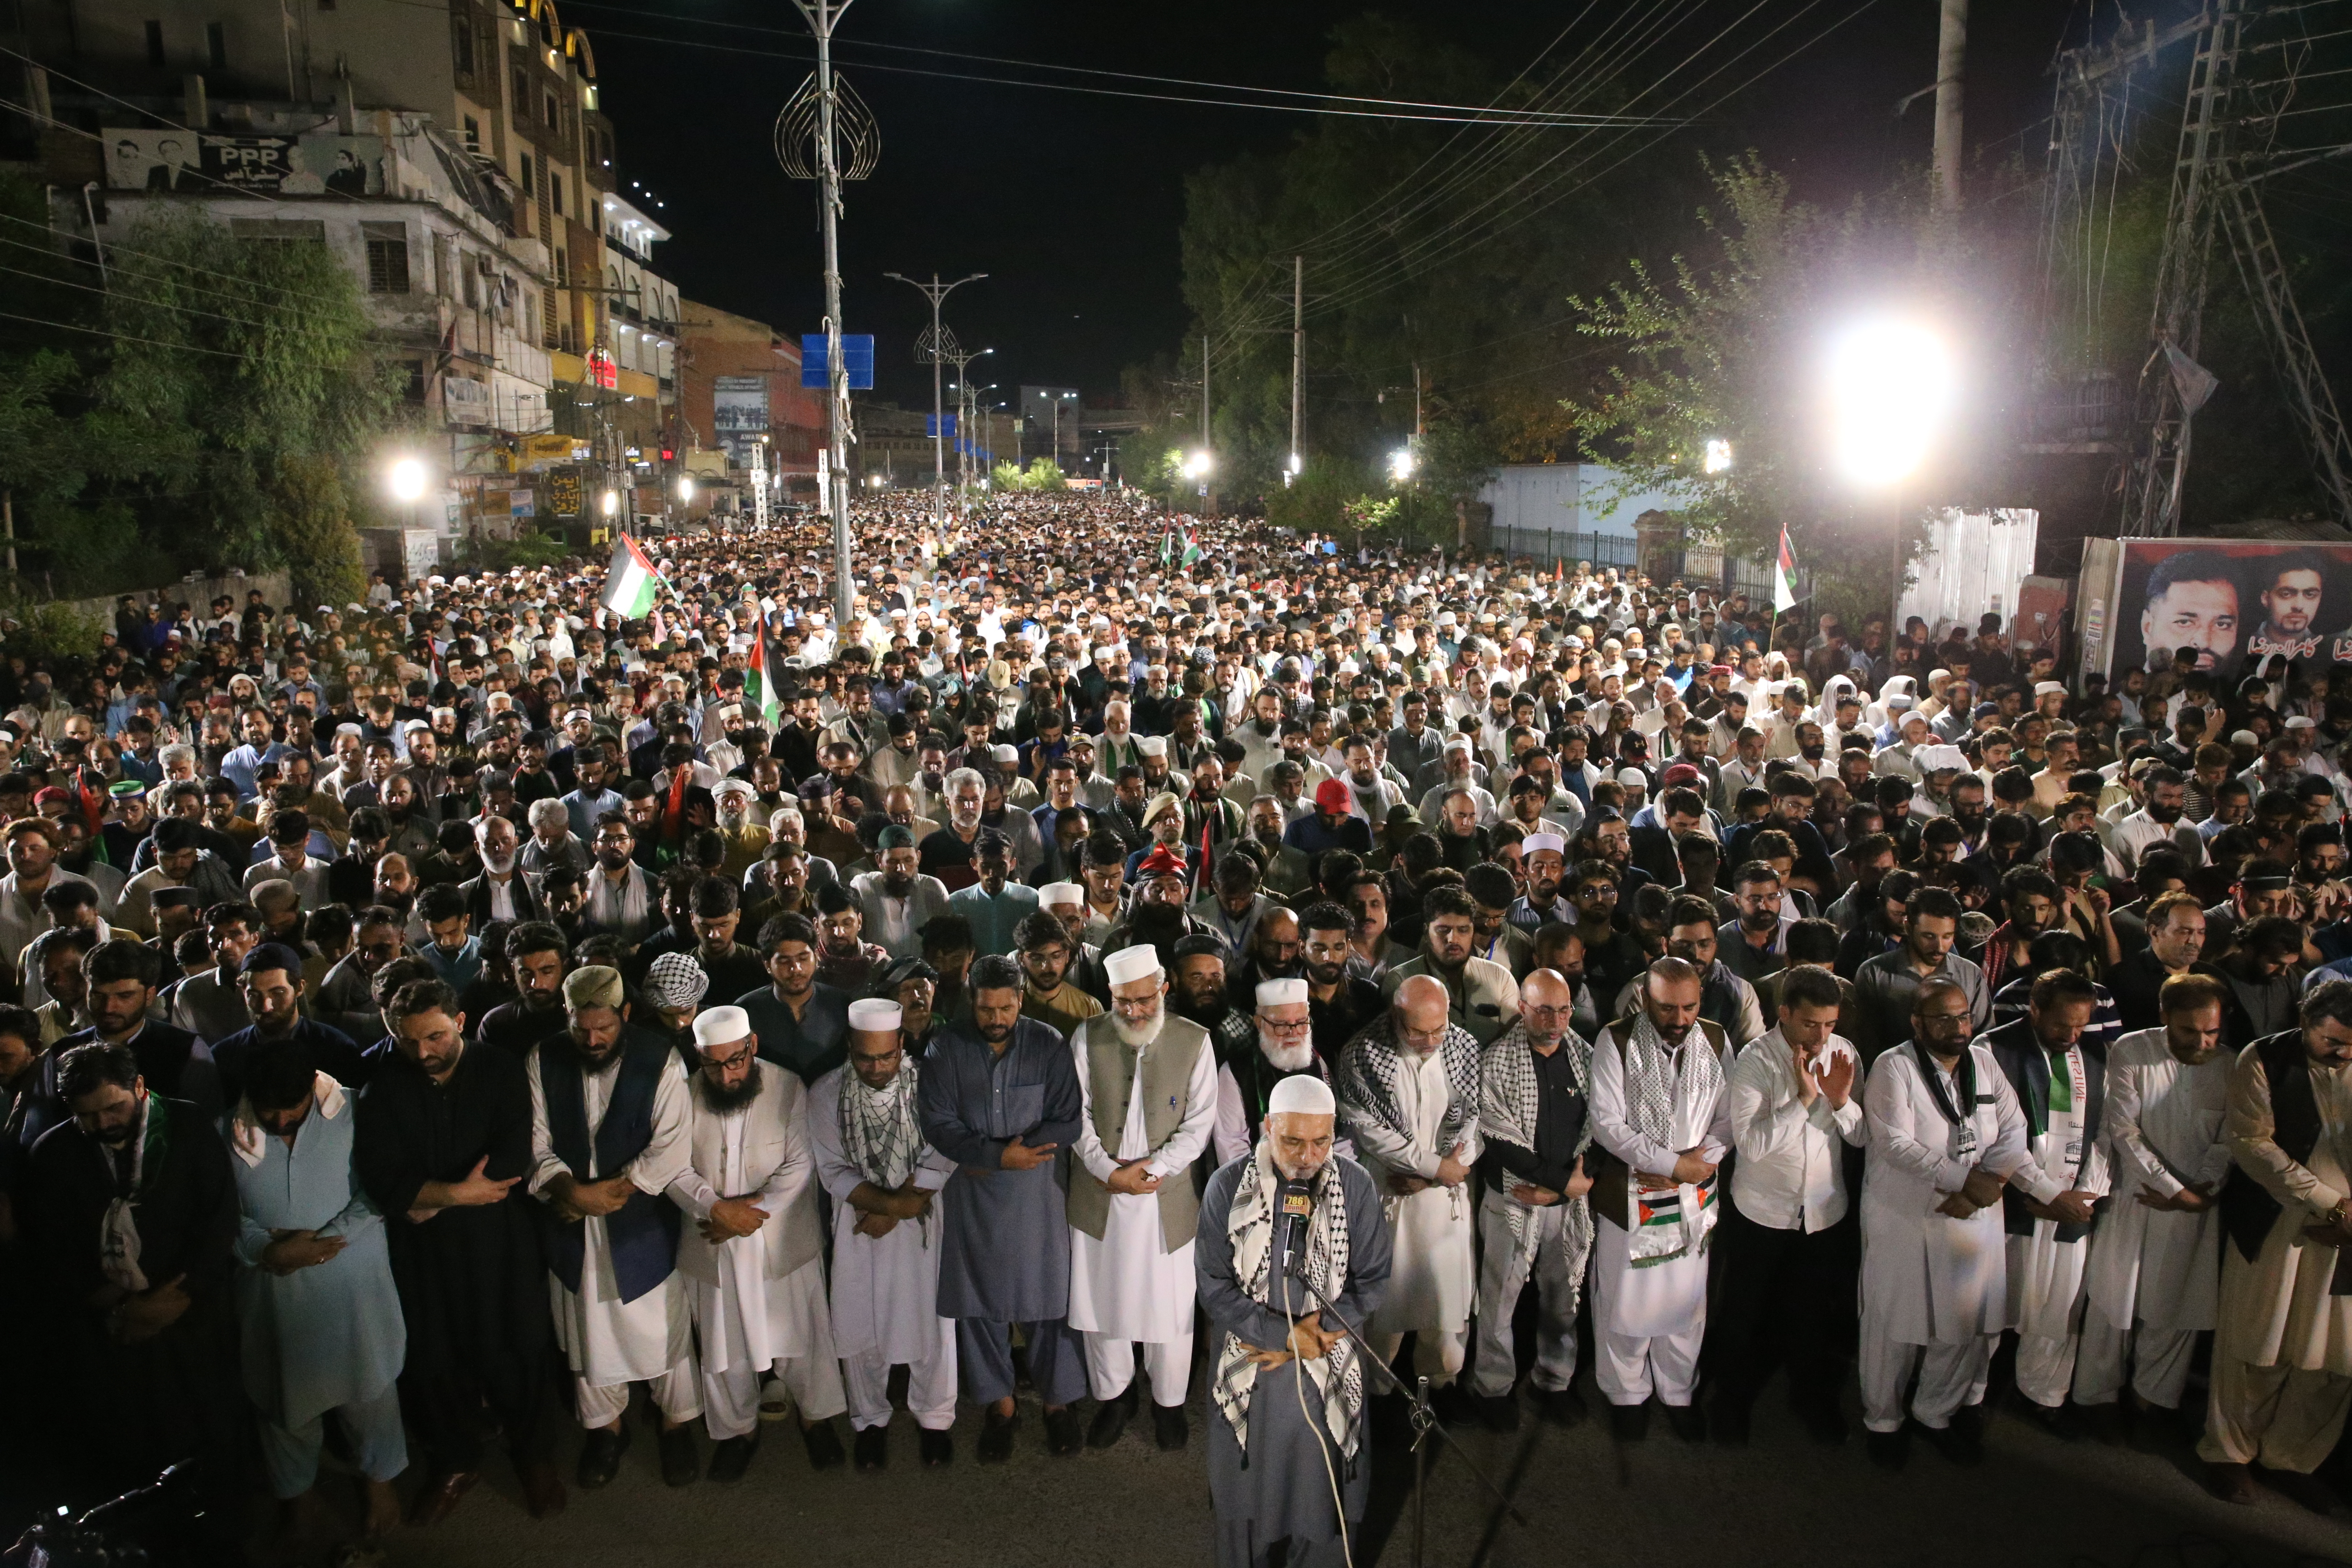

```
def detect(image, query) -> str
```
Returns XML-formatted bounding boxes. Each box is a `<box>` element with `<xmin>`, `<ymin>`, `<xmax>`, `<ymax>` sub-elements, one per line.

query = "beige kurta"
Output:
<box><xmin>2216</xmin><ymin>1048</ymin><xmax>2352</xmax><ymax>1373</ymax></box>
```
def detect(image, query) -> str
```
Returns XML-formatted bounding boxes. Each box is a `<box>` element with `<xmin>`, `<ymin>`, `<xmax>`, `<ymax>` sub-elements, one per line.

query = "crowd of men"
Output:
<box><xmin>4</xmin><ymin>489</ymin><xmax>2352</xmax><ymax>1567</ymax></box>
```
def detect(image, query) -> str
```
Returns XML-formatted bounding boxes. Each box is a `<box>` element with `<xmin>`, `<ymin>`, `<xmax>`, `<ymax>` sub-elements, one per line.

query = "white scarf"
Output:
<box><xmin>99</xmin><ymin>1093</ymin><xmax>160</xmax><ymax>1294</ymax></box>
<box><xmin>227</xmin><ymin>1072</ymin><xmax>348</xmax><ymax>1167</ymax></box>
<box><xmin>1212</xmin><ymin>1141</ymin><xmax>1361</xmax><ymax>1462</ymax></box>
<box><xmin>1617</xmin><ymin>1010</ymin><xmax>1724</xmax><ymax>1265</ymax></box>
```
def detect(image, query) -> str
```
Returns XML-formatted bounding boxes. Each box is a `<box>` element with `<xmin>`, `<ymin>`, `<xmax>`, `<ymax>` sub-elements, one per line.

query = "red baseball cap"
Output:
<box><xmin>1314</xmin><ymin>779</ymin><xmax>1352</xmax><ymax>812</ymax></box>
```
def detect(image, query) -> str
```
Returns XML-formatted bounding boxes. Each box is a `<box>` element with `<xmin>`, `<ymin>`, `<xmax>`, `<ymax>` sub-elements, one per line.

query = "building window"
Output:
<box><xmin>206</xmin><ymin>21</ymin><xmax>226</xmax><ymax>70</ymax></box>
<box><xmin>462</xmin><ymin>114</ymin><xmax>480</xmax><ymax>152</ymax></box>
<box><xmin>543</xmin><ymin>90</ymin><xmax>558</xmax><ymax>129</ymax></box>
<box><xmin>513</xmin><ymin>67</ymin><xmax>530</xmax><ymax>116</ymax></box>
<box><xmin>552</xmin><ymin>174</ymin><xmax>563</xmax><ymax>216</ymax></box>
<box><xmin>554</xmin><ymin>247</ymin><xmax>566</xmax><ymax>286</ymax></box>
<box><xmin>518</xmin><ymin>152</ymin><xmax>532</xmax><ymax>195</ymax></box>
<box><xmin>144</xmin><ymin>20</ymin><xmax>164</xmax><ymax>66</ymax></box>
<box><xmin>403</xmin><ymin>360</ymin><xmax>426</xmax><ymax>404</ymax></box>
<box><xmin>230</xmin><ymin>217</ymin><xmax>325</xmax><ymax>243</ymax></box>
<box><xmin>363</xmin><ymin>221</ymin><xmax>411</xmax><ymax>294</ymax></box>
<box><xmin>450</xmin><ymin>16</ymin><xmax>473</xmax><ymax>76</ymax></box>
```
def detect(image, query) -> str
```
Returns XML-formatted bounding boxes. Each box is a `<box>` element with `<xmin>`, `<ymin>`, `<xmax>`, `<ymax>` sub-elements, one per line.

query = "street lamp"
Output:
<box><xmin>600</xmin><ymin>489</ymin><xmax>619</xmax><ymax>518</ymax></box>
<box><xmin>679</xmin><ymin>475</ymin><xmax>696</xmax><ymax>504</ymax></box>
<box><xmin>1703</xmin><ymin>439</ymin><xmax>1733</xmax><ymax>475</ymax></box>
<box><xmin>387</xmin><ymin>456</ymin><xmax>429</xmax><ymax>505</ymax></box>
<box><xmin>1388</xmin><ymin>447</ymin><xmax>1416</xmax><ymax>483</ymax></box>
<box><xmin>1827</xmin><ymin>314</ymin><xmax>1955</xmax><ymax>621</ymax></box>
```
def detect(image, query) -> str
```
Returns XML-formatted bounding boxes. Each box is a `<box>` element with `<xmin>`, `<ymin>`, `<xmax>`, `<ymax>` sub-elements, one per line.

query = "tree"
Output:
<box><xmin>1560</xmin><ymin>155</ymin><xmax>2031</xmax><ymax>622</ymax></box>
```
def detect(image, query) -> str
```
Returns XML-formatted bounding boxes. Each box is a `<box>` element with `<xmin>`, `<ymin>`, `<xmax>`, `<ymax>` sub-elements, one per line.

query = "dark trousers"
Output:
<box><xmin>398</xmin><ymin>1348</ymin><xmax>558</xmax><ymax>1475</ymax></box>
<box><xmin>1705</xmin><ymin>1196</ymin><xmax>1859</xmax><ymax>1416</ymax></box>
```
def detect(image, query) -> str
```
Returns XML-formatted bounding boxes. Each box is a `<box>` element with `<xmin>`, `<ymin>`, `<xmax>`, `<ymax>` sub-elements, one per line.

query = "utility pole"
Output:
<box><xmin>1201</xmin><ymin>332</ymin><xmax>1213</xmax><ymax>515</ymax></box>
<box><xmin>1932</xmin><ymin>0</ymin><xmax>1966</xmax><ymax>211</ymax></box>
<box><xmin>1289</xmin><ymin>254</ymin><xmax>1304</xmax><ymax>475</ymax></box>
<box><xmin>885</xmin><ymin>270</ymin><xmax>985</xmax><ymax>547</ymax></box>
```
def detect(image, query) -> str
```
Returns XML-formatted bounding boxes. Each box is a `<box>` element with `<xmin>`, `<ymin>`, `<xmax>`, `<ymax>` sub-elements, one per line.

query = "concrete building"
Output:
<box><xmin>676</xmin><ymin>299</ymin><xmax>823</xmax><ymax>497</ymax></box>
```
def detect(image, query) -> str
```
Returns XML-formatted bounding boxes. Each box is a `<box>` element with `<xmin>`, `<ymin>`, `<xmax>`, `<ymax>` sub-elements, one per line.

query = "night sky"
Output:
<box><xmin>583</xmin><ymin>0</ymin><xmax>2085</xmax><ymax>411</ymax></box>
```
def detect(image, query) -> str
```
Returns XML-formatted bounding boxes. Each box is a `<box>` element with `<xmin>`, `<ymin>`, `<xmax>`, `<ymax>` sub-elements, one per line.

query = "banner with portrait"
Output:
<box><xmin>2078</xmin><ymin>537</ymin><xmax>2352</xmax><ymax>685</ymax></box>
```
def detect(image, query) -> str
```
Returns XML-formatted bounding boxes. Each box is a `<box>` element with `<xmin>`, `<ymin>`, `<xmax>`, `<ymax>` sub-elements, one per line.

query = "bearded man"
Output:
<box><xmin>1198</xmin><ymin>1073</ymin><xmax>1391</xmax><ymax>1568</ymax></box>
<box><xmin>527</xmin><ymin>965</ymin><xmax>702</xmax><ymax>1487</ymax></box>
<box><xmin>669</xmin><ymin>1004</ymin><xmax>847</xmax><ymax>1480</ymax></box>
<box><xmin>1066</xmin><ymin>944</ymin><xmax>1219</xmax><ymax>1450</ymax></box>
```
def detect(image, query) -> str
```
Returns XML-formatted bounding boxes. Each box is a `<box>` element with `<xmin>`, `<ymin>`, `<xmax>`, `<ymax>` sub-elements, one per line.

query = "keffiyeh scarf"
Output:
<box><xmin>1616</xmin><ymin>1010</ymin><xmax>1725</xmax><ymax>1265</ymax></box>
<box><xmin>840</xmin><ymin>1058</ymin><xmax>924</xmax><ymax>1191</ymax></box>
<box><xmin>1337</xmin><ymin>1011</ymin><xmax>1482</xmax><ymax>1158</ymax></box>
<box><xmin>1479</xmin><ymin>1021</ymin><xmax>1594</xmax><ymax>1259</ymax></box>
<box><xmin>100</xmin><ymin>1093</ymin><xmax>170</xmax><ymax>1293</ymax></box>
<box><xmin>1212</xmin><ymin>1141</ymin><xmax>1361</xmax><ymax>1462</ymax></box>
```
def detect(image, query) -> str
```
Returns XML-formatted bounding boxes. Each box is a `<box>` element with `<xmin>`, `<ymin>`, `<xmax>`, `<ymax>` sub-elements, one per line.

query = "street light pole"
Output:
<box><xmin>885</xmin><ymin>270</ymin><xmax>985</xmax><ymax>546</ymax></box>
<box><xmin>784</xmin><ymin>0</ymin><xmax>862</xmax><ymax>625</ymax></box>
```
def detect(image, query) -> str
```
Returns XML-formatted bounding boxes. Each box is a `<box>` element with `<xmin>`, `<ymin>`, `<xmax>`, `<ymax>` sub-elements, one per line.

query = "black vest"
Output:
<box><xmin>2220</xmin><ymin>1029</ymin><xmax>2350</xmax><ymax>1294</ymax></box>
<box><xmin>1983</xmin><ymin>1019</ymin><xmax>2106</xmax><ymax>1242</ymax></box>
<box><xmin>539</xmin><ymin>1030</ymin><xmax>681</xmax><ymax>1303</ymax></box>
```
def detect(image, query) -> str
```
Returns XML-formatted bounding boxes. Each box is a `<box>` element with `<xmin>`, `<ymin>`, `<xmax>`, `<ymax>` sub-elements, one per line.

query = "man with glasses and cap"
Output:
<box><xmin>807</xmin><ymin>996</ymin><xmax>959</xmax><ymax>1468</ymax></box>
<box><xmin>1213</xmin><ymin>976</ymin><xmax>1345</xmax><ymax>1166</ymax></box>
<box><xmin>1067</xmin><ymin>943</ymin><xmax>1220</xmax><ymax>1450</ymax></box>
<box><xmin>671</xmin><ymin>1003</ymin><xmax>848</xmax><ymax>1481</ymax></box>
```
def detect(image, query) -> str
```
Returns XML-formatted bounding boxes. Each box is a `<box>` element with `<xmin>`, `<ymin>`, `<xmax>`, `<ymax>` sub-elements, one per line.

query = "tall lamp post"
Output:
<box><xmin>1827</xmin><ymin>317</ymin><xmax>1956</xmax><ymax>626</ymax></box>
<box><xmin>886</xmin><ymin>271</ymin><xmax>986</xmax><ymax>545</ymax></box>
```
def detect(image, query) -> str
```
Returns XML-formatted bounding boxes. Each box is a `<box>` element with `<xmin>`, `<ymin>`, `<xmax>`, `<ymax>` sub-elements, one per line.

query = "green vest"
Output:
<box><xmin>1065</xmin><ymin>1014</ymin><xmax>1209</xmax><ymax>1252</ymax></box>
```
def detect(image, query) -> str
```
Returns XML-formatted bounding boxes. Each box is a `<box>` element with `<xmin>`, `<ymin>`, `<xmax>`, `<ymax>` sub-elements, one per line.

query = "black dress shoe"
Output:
<box><xmin>518</xmin><ymin>1461</ymin><xmax>567</xmax><ymax>1519</ymax></box>
<box><xmin>1044</xmin><ymin>1406</ymin><xmax>1084</xmax><ymax>1455</ymax></box>
<box><xmin>1477</xmin><ymin>1393</ymin><xmax>1521</xmax><ymax>1432</ymax></box>
<box><xmin>1665</xmin><ymin>1403</ymin><xmax>1708</xmax><ymax>1443</ymax></box>
<box><xmin>2207</xmin><ymin>1461</ymin><xmax>2258</xmax><ymax>1505</ymax></box>
<box><xmin>658</xmin><ymin>1423</ymin><xmax>700</xmax><ymax>1486</ymax></box>
<box><xmin>708</xmin><ymin>1433</ymin><xmax>760</xmax><ymax>1483</ymax></box>
<box><xmin>1152</xmin><ymin>1402</ymin><xmax>1189</xmax><ymax>1450</ymax></box>
<box><xmin>2023</xmin><ymin>1400</ymin><xmax>2080</xmax><ymax>1441</ymax></box>
<box><xmin>1538</xmin><ymin>1387</ymin><xmax>1587</xmax><ymax>1427</ymax></box>
<box><xmin>408</xmin><ymin>1470</ymin><xmax>480</xmax><ymax>1526</ymax></box>
<box><xmin>1921</xmin><ymin>1407</ymin><xmax>1983</xmax><ymax>1466</ymax></box>
<box><xmin>1431</xmin><ymin>1382</ymin><xmax>1475</xmax><ymax>1426</ymax></box>
<box><xmin>576</xmin><ymin>1424</ymin><xmax>631</xmax><ymax>1490</ymax></box>
<box><xmin>854</xmin><ymin>1426</ymin><xmax>888</xmax><ymax>1470</ymax></box>
<box><xmin>802</xmin><ymin>1418</ymin><xmax>846</xmax><ymax>1469</ymax></box>
<box><xmin>1088</xmin><ymin>1387</ymin><xmax>1137</xmax><ymax>1449</ymax></box>
<box><xmin>1866</xmin><ymin>1429</ymin><xmax>1910</xmax><ymax>1471</ymax></box>
<box><xmin>979</xmin><ymin>1410</ymin><xmax>1016</xmax><ymax>1464</ymax></box>
<box><xmin>920</xmin><ymin>1427</ymin><xmax>955</xmax><ymax>1467</ymax></box>
<box><xmin>1608</xmin><ymin>1401</ymin><xmax>1650</xmax><ymax>1442</ymax></box>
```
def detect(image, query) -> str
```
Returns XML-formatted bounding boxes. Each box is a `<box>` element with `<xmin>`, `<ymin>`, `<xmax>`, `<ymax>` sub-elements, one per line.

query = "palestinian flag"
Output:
<box><xmin>1159</xmin><ymin>527</ymin><xmax>1176</xmax><ymax>567</ymax></box>
<box><xmin>1774</xmin><ymin>527</ymin><xmax>1799</xmax><ymax>614</ymax></box>
<box><xmin>743</xmin><ymin>616</ymin><xmax>783</xmax><ymax>728</ymax></box>
<box><xmin>602</xmin><ymin>533</ymin><xmax>665</xmax><ymax>619</ymax></box>
<box><xmin>1181</xmin><ymin>528</ymin><xmax>1202</xmax><ymax>568</ymax></box>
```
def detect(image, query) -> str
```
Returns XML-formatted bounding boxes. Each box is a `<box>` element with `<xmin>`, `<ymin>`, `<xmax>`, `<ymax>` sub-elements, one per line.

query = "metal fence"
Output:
<box><xmin>1490</xmin><ymin>528</ymin><xmax>1640</xmax><ymax>571</ymax></box>
<box><xmin>1488</xmin><ymin>528</ymin><xmax>1797</xmax><ymax>600</ymax></box>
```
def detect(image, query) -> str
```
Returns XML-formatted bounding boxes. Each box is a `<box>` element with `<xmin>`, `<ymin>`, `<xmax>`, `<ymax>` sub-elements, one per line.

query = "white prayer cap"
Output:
<box><xmin>334</xmin><ymin>722</ymin><xmax>363</xmax><ymax>737</ymax></box>
<box><xmin>1524</xmin><ymin>833</ymin><xmax>1566</xmax><ymax>857</ymax></box>
<box><xmin>1616</xmin><ymin>767</ymin><xmax>1648</xmax><ymax>789</ymax></box>
<box><xmin>2288</xmin><ymin>715</ymin><xmax>2317</xmax><ymax>730</ymax></box>
<box><xmin>1267</xmin><ymin>1074</ymin><xmax>1336</xmax><ymax>1118</ymax></box>
<box><xmin>1444</xmin><ymin>735</ymin><xmax>1473</xmax><ymax>753</ymax></box>
<box><xmin>1039</xmin><ymin>881</ymin><xmax>1086</xmax><ymax>907</ymax></box>
<box><xmin>2033</xmin><ymin>681</ymin><xmax>2067</xmax><ymax>697</ymax></box>
<box><xmin>1919</xmin><ymin>745</ymin><xmax>1967</xmax><ymax>773</ymax></box>
<box><xmin>1103</xmin><ymin>944</ymin><xmax>1163</xmax><ymax>987</ymax></box>
<box><xmin>847</xmin><ymin>998</ymin><xmax>902</xmax><ymax>1033</ymax></box>
<box><xmin>1899</xmin><ymin>709</ymin><xmax>1930</xmax><ymax>730</ymax></box>
<box><xmin>2230</xmin><ymin>730</ymin><xmax>2259</xmax><ymax>747</ymax></box>
<box><xmin>1256</xmin><ymin>977</ymin><xmax>1309</xmax><ymax>1008</ymax></box>
<box><xmin>991</xmin><ymin>744</ymin><xmax>1018</xmax><ymax>764</ymax></box>
<box><xmin>712</xmin><ymin>777</ymin><xmax>754</xmax><ymax>798</ymax></box>
<box><xmin>691</xmin><ymin>1005</ymin><xmax>752</xmax><ymax>1051</ymax></box>
<box><xmin>1137</xmin><ymin>735</ymin><xmax>1169</xmax><ymax>757</ymax></box>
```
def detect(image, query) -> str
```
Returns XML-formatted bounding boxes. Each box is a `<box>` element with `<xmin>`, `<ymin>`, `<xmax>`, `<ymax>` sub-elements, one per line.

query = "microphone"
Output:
<box><xmin>1277</xmin><ymin>1176</ymin><xmax>1314</xmax><ymax>1283</ymax></box>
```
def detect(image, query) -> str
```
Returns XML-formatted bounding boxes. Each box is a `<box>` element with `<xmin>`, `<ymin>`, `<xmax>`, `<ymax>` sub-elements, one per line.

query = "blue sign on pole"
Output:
<box><xmin>800</xmin><ymin>334</ymin><xmax>875</xmax><ymax>390</ymax></box>
<box><xmin>925</xmin><ymin>414</ymin><xmax>958</xmax><ymax>437</ymax></box>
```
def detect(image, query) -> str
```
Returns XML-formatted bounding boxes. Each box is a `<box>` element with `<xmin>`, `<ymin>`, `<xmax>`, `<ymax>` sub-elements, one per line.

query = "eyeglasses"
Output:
<box><xmin>1257</xmin><ymin>1014</ymin><xmax>1312</xmax><ymax>1034</ymax></box>
<box><xmin>703</xmin><ymin>1045</ymin><xmax>757</xmax><ymax>1071</ymax></box>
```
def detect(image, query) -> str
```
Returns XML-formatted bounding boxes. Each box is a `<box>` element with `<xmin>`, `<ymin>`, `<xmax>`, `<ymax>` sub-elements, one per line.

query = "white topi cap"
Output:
<box><xmin>1103</xmin><ymin>944</ymin><xmax>1163</xmax><ymax>987</ymax></box>
<box><xmin>691</xmin><ymin>1005</ymin><xmax>752</xmax><ymax>1050</ymax></box>
<box><xmin>1039</xmin><ymin>881</ymin><xmax>1086</xmax><ymax>906</ymax></box>
<box><xmin>1268</xmin><ymin>1074</ymin><xmax>1336</xmax><ymax>1117</ymax></box>
<box><xmin>847</xmin><ymin>998</ymin><xmax>903</xmax><ymax>1033</ymax></box>
<box><xmin>1524</xmin><ymin>832</ymin><xmax>1567</xmax><ymax>856</ymax></box>
<box><xmin>1256</xmin><ymin>977</ymin><xmax>1309</xmax><ymax>1008</ymax></box>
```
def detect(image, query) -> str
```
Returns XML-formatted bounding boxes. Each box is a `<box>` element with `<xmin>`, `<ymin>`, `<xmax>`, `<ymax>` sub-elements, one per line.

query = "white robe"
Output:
<box><xmin>528</xmin><ymin>1049</ymin><xmax>696</xmax><ymax>1386</ymax></box>
<box><xmin>1359</xmin><ymin>1048</ymin><xmax>1481</xmax><ymax>1338</ymax></box>
<box><xmin>1067</xmin><ymin>1026</ymin><xmax>1219</xmax><ymax>1344</ymax></box>
<box><xmin>673</xmin><ymin>1098</ymin><xmax>823</xmax><ymax>1376</ymax></box>
<box><xmin>806</xmin><ymin>1067</ymin><xmax>958</xmax><ymax>1365</ymax></box>
<box><xmin>1861</xmin><ymin>1044</ymin><xmax>2059</xmax><ymax>1346</ymax></box>
<box><xmin>2085</xmin><ymin>1029</ymin><xmax>2233</xmax><ymax>1334</ymax></box>
<box><xmin>1586</xmin><ymin>1025</ymin><xmax>1731</xmax><ymax>1338</ymax></box>
<box><xmin>2004</xmin><ymin>1042</ymin><xmax>2108</xmax><ymax>1338</ymax></box>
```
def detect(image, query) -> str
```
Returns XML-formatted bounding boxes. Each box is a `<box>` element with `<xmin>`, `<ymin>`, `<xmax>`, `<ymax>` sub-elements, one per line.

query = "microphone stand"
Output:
<box><xmin>1277</xmin><ymin>1254</ymin><xmax>1528</xmax><ymax>1568</ymax></box>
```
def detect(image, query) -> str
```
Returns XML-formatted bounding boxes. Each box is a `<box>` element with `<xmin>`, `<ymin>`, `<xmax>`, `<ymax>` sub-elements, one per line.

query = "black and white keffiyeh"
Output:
<box><xmin>1479</xmin><ymin>1020</ymin><xmax>1594</xmax><ymax>1257</ymax></box>
<box><xmin>1337</xmin><ymin>1011</ymin><xmax>1481</xmax><ymax>1156</ymax></box>
<box><xmin>1614</xmin><ymin>1009</ymin><xmax>1725</xmax><ymax>1263</ymax></box>
<box><xmin>1212</xmin><ymin>1141</ymin><xmax>1360</xmax><ymax>1461</ymax></box>
<box><xmin>839</xmin><ymin>1058</ymin><xmax>924</xmax><ymax>1191</ymax></box>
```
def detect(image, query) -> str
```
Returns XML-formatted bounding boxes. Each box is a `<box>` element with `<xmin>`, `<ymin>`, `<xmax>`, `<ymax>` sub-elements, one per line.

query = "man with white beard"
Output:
<box><xmin>1213</xmin><ymin>978</ymin><xmax>1342</xmax><ymax>1165</ymax></box>
<box><xmin>2076</xmin><ymin>972</ymin><xmax>2232</xmax><ymax>1431</ymax></box>
<box><xmin>1858</xmin><ymin>975</ymin><xmax>2058</xmax><ymax>1469</ymax></box>
<box><xmin>527</xmin><ymin>965</ymin><xmax>702</xmax><ymax>1488</ymax></box>
<box><xmin>1586</xmin><ymin>957</ymin><xmax>1732</xmax><ymax>1440</ymax></box>
<box><xmin>807</xmin><ymin>999</ymin><xmax>959</xmax><ymax>1468</ymax></box>
<box><xmin>669</xmin><ymin>1005</ymin><xmax>848</xmax><ymax>1481</ymax></box>
<box><xmin>1068</xmin><ymin>944</ymin><xmax>1219</xmax><ymax>1450</ymax></box>
<box><xmin>1337</xmin><ymin>974</ymin><xmax>1482</xmax><ymax>1402</ymax></box>
<box><xmin>1981</xmin><ymin>968</ymin><xmax>2107</xmax><ymax>1434</ymax></box>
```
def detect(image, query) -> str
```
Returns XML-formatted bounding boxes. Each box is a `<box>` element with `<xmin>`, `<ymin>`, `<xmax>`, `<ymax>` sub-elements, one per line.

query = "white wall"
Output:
<box><xmin>1897</xmin><ymin>508</ymin><xmax>2042</xmax><ymax>643</ymax></box>
<box><xmin>1477</xmin><ymin>463</ymin><xmax>1689</xmax><ymax>536</ymax></box>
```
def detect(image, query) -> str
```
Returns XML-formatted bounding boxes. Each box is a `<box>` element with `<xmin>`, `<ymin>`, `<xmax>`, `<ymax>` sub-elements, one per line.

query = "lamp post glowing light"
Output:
<box><xmin>600</xmin><ymin>488</ymin><xmax>619</xmax><ymax>518</ymax></box>
<box><xmin>1703</xmin><ymin>439</ymin><xmax>1733</xmax><ymax>475</ymax></box>
<box><xmin>678</xmin><ymin>476</ymin><xmax>695</xmax><ymax>504</ymax></box>
<box><xmin>1827</xmin><ymin>318</ymin><xmax>1954</xmax><ymax>487</ymax></box>
<box><xmin>386</xmin><ymin>457</ymin><xmax>429</xmax><ymax>505</ymax></box>
<box><xmin>1388</xmin><ymin>447</ymin><xmax>1415</xmax><ymax>484</ymax></box>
